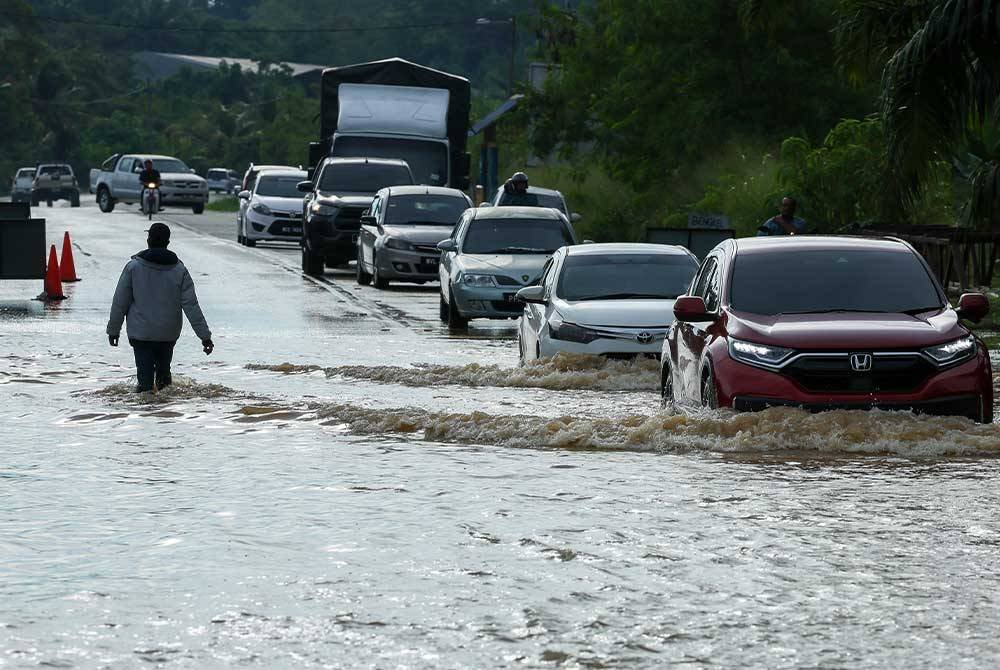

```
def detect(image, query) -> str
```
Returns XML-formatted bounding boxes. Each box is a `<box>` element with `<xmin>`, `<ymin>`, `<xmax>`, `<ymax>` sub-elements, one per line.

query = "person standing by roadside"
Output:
<box><xmin>106</xmin><ymin>223</ymin><xmax>214</xmax><ymax>392</ymax></box>
<box><xmin>757</xmin><ymin>196</ymin><xmax>807</xmax><ymax>236</ymax></box>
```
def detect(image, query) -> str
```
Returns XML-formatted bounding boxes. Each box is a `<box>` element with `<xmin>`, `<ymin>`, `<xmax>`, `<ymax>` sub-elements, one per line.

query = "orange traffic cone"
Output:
<box><xmin>43</xmin><ymin>245</ymin><xmax>65</xmax><ymax>301</ymax></box>
<box><xmin>60</xmin><ymin>231</ymin><xmax>80</xmax><ymax>282</ymax></box>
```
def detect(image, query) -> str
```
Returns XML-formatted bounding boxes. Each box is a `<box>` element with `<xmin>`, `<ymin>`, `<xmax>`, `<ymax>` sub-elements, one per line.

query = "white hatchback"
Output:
<box><xmin>516</xmin><ymin>243</ymin><xmax>699</xmax><ymax>362</ymax></box>
<box><xmin>237</xmin><ymin>169</ymin><xmax>307</xmax><ymax>246</ymax></box>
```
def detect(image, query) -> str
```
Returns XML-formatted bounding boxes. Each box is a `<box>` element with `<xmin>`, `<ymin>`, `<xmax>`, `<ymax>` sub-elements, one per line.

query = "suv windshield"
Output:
<box><xmin>386</xmin><ymin>194</ymin><xmax>468</xmax><ymax>225</ymax></box>
<box><xmin>729</xmin><ymin>249</ymin><xmax>943</xmax><ymax>315</ymax></box>
<box><xmin>332</xmin><ymin>136</ymin><xmax>447</xmax><ymax>186</ymax></box>
<box><xmin>463</xmin><ymin>218</ymin><xmax>573</xmax><ymax>255</ymax></box>
<box><xmin>151</xmin><ymin>159</ymin><xmax>190</xmax><ymax>173</ymax></box>
<box><xmin>256</xmin><ymin>175</ymin><xmax>306</xmax><ymax>198</ymax></box>
<box><xmin>319</xmin><ymin>162</ymin><xmax>413</xmax><ymax>194</ymax></box>
<box><xmin>558</xmin><ymin>253</ymin><xmax>698</xmax><ymax>301</ymax></box>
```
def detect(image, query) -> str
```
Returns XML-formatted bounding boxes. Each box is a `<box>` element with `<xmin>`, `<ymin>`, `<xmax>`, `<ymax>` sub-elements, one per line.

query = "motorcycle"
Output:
<box><xmin>141</xmin><ymin>182</ymin><xmax>159</xmax><ymax>220</ymax></box>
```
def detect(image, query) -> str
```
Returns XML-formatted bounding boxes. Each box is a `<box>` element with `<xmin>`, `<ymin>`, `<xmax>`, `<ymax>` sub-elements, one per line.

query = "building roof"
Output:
<box><xmin>133</xmin><ymin>51</ymin><xmax>327</xmax><ymax>82</ymax></box>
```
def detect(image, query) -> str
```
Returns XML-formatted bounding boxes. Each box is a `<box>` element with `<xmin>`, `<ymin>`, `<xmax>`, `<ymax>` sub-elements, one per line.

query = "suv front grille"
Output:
<box><xmin>781</xmin><ymin>354</ymin><xmax>935</xmax><ymax>394</ymax></box>
<box><xmin>333</xmin><ymin>206</ymin><xmax>366</xmax><ymax>232</ymax></box>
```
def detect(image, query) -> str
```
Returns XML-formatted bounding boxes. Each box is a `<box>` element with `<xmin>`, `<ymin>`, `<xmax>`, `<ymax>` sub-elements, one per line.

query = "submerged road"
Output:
<box><xmin>3</xmin><ymin>197</ymin><xmax>1000</xmax><ymax>668</ymax></box>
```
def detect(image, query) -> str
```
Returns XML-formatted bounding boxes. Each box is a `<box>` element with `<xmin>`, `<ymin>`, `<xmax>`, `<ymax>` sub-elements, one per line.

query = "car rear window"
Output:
<box><xmin>558</xmin><ymin>253</ymin><xmax>698</xmax><ymax>301</ymax></box>
<box><xmin>319</xmin><ymin>163</ymin><xmax>413</xmax><ymax>194</ymax></box>
<box><xmin>385</xmin><ymin>194</ymin><xmax>469</xmax><ymax>225</ymax></box>
<box><xmin>38</xmin><ymin>165</ymin><xmax>72</xmax><ymax>176</ymax></box>
<box><xmin>729</xmin><ymin>248</ymin><xmax>943</xmax><ymax>315</ymax></box>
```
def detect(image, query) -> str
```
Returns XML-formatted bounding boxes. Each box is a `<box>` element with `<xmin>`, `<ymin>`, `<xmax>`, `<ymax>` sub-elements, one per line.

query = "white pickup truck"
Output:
<box><xmin>93</xmin><ymin>153</ymin><xmax>209</xmax><ymax>214</ymax></box>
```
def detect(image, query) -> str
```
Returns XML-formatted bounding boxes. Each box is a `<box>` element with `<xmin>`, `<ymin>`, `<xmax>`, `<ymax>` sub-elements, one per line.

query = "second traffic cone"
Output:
<box><xmin>44</xmin><ymin>245</ymin><xmax>65</xmax><ymax>301</ymax></box>
<box><xmin>60</xmin><ymin>231</ymin><xmax>80</xmax><ymax>282</ymax></box>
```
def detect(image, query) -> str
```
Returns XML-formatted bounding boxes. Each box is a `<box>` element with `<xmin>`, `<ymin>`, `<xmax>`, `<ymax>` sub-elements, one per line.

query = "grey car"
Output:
<box><xmin>356</xmin><ymin>185</ymin><xmax>472</xmax><ymax>289</ymax></box>
<box><xmin>10</xmin><ymin>167</ymin><xmax>35</xmax><ymax>203</ymax></box>
<box><xmin>206</xmin><ymin>168</ymin><xmax>240</xmax><ymax>193</ymax></box>
<box><xmin>437</xmin><ymin>206</ymin><xmax>578</xmax><ymax>329</ymax></box>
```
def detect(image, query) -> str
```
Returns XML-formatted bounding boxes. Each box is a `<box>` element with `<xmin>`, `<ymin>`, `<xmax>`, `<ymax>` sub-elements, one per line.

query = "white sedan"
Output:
<box><xmin>516</xmin><ymin>243</ymin><xmax>699</xmax><ymax>362</ymax></box>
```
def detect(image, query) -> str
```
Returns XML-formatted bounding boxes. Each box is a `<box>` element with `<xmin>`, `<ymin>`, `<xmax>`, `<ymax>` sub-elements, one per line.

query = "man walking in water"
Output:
<box><xmin>106</xmin><ymin>223</ymin><xmax>213</xmax><ymax>392</ymax></box>
<box><xmin>757</xmin><ymin>196</ymin><xmax>807</xmax><ymax>236</ymax></box>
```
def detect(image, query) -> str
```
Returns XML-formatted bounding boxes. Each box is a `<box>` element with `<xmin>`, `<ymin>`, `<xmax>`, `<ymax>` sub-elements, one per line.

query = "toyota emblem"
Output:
<box><xmin>636</xmin><ymin>332</ymin><xmax>654</xmax><ymax>345</ymax></box>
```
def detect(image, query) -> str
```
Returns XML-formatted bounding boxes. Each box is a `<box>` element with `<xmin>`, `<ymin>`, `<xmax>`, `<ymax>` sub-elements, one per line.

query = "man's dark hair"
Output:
<box><xmin>782</xmin><ymin>196</ymin><xmax>797</xmax><ymax>206</ymax></box>
<box><xmin>147</xmin><ymin>222</ymin><xmax>170</xmax><ymax>248</ymax></box>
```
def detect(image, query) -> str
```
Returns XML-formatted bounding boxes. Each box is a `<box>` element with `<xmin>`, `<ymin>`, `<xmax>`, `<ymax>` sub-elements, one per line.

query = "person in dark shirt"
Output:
<box><xmin>757</xmin><ymin>196</ymin><xmax>807</xmax><ymax>236</ymax></box>
<box><xmin>138</xmin><ymin>159</ymin><xmax>163</xmax><ymax>212</ymax></box>
<box><xmin>496</xmin><ymin>171</ymin><xmax>538</xmax><ymax>207</ymax></box>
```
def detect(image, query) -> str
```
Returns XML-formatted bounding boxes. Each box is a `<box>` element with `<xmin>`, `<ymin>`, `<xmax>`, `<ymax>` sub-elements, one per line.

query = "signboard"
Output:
<box><xmin>0</xmin><ymin>218</ymin><xmax>46</xmax><ymax>279</ymax></box>
<box><xmin>687</xmin><ymin>212</ymin><xmax>730</xmax><ymax>230</ymax></box>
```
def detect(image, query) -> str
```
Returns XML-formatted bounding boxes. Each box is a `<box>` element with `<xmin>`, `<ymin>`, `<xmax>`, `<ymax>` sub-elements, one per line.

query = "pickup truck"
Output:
<box><xmin>94</xmin><ymin>153</ymin><xmax>208</xmax><ymax>214</ymax></box>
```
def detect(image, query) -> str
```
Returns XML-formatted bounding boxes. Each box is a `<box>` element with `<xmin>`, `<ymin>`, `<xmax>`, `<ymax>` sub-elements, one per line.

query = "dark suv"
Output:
<box><xmin>663</xmin><ymin>236</ymin><xmax>993</xmax><ymax>423</ymax></box>
<box><xmin>298</xmin><ymin>157</ymin><xmax>413</xmax><ymax>276</ymax></box>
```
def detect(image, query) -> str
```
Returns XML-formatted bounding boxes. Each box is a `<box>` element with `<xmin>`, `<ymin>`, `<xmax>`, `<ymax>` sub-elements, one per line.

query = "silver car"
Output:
<box><xmin>10</xmin><ymin>167</ymin><xmax>35</xmax><ymax>203</ymax></box>
<box><xmin>437</xmin><ymin>206</ymin><xmax>578</xmax><ymax>329</ymax></box>
<box><xmin>490</xmin><ymin>184</ymin><xmax>582</xmax><ymax>223</ymax></box>
<box><xmin>206</xmin><ymin>168</ymin><xmax>240</xmax><ymax>194</ymax></box>
<box><xmin>237</xmin><ymin>169</ymin><xmax>307</xmax><ymax>246</ymax></box>
<box><xmin>356</xmin><ymin>185</ymin><xmax>472</xmax><ymax>289</ymax></box>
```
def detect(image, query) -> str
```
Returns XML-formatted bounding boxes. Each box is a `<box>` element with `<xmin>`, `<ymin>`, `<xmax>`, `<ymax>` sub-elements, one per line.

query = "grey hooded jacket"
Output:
<box><xmin>106</xmin><ymin>248</ymin><xmax>211</xmax><ymax>342</ymax></box>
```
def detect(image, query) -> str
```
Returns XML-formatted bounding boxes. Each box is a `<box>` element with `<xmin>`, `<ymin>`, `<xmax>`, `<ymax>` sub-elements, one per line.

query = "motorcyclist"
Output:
<box><xmin>496</xmin><ymin>171</ymin><xmax>538</xmax><ymax>207</ymax></box>
<box><xmin>138</xmin><ymin>160</ymin><xmax>162</xmax><ymax>213</ymax></box>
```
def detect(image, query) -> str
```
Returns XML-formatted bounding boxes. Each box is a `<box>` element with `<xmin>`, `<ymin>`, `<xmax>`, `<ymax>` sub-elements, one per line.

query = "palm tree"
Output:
<box><xmin>879</xmin><ymin>0</ymin><xmax>1000</xmax><ymax>227</ymax></box>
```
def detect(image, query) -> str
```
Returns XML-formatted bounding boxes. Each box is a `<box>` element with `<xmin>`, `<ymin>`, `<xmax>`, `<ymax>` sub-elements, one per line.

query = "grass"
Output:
<box><xmin>206</xmin><ymin>196</ymin><xmax>239</xmax><ymax>212</ymax></box>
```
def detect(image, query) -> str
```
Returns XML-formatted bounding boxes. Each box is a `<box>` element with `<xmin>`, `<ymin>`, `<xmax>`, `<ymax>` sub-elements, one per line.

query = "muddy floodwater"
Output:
<box><xmin>3</xmin><ymin>200</ymin><xmax>1000</xmax><ymax>668</ymax></box>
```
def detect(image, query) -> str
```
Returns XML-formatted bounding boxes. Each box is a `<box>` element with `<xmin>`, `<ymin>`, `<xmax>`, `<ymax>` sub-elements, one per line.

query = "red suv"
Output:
<box><xmin>662</xmin><ymin>237</ymin><xmax>993</xmax><ymax>423</ymax></box>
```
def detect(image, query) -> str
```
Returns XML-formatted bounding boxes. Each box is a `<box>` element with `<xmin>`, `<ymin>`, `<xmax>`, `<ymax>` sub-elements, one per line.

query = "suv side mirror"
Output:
<box><xmin>297</xmin><ymin>181</ymin><xmax>313</xmax><ymax>193</ymax></box>
<box><xmin>360</xmin><ymin>215</ymin><xmax>376</xmax><ymax>226</ymax></box>
<box><xmin>956</xmin><ymin>292</ymin><xmax>990</xmax><ymax>323</ymax></box>
<box><xmin>437</xmin><ymin>239</ymin><xmax>457</xmax><ymax>252</ymax></box>
<box><xmin>238</xmin><ymin>190</ymin><xmax>251</xmax><ymax>199</ymax></box>
<box><xmin>673</xmin><ymin>296</ymin><xmax>715</xmax><ymax>322</ymax></box>
<box><xmin>515</xmin><ymin>285</ymin><xmax>546</xmax><ymax>304</ymax></box>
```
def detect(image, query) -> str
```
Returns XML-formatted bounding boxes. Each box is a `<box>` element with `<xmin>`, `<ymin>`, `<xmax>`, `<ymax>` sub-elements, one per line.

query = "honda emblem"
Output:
<box><xmin>849</xmin><ymin>353</ymin><xmax>873</xmax><ymax>372</ymax></box>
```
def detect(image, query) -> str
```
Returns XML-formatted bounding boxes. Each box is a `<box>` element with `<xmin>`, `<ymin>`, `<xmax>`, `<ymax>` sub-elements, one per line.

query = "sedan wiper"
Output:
<box><xmin>491</xmin><ymin>246</ymin><xmax>551</xmax><ymax>254</ymax></box>
<box><xmin>574</xmin><ymin>292</ymin><xmax>673</xmax><ymax>301</ymax></box>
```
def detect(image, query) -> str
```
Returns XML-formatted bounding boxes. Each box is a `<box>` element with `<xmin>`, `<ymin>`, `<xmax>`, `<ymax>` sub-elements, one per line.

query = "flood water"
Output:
<box><xmin>3</xmin><ymin>200</ymin><xmax>1000</xmax><ymax>668</ymax></box>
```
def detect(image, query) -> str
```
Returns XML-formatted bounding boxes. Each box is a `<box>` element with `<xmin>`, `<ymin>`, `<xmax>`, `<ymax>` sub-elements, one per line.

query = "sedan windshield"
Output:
<box><xmin>729</xmin><ymin>249</ymin><xmax>943</xmax><ymax>315</ymax></box>
<box><xmin>558</xmin><ymin>253</ymin><xmax>698</xmax><ymax>301</ymax></box>
<box><xmin>463</xmin><ymin>218</ymin><xmax>573</xmax><ymax>255</ymax></box>
<box><xmin>255</xmin><ymin>175</ymin><xmax>306</xmax><ymax>198</ymax></box>
<box><xmin>386</xmin><ymin>194</ymin><xmax>469</xmax><ymax>225</ymax></box>
<box><xmin>151</xmin><ymin>159</ymin><xmax>190</xmax><ymax>173</ymax></box>
<box><xmin>319</xmin><ymin>163</ymin><xmax>412</xmax><ymax>194</ymax></box>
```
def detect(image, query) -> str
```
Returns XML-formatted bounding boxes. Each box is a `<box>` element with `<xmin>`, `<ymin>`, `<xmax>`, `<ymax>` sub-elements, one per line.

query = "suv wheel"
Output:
<box><xmin>70</xmin><ymin>192</ymin><xmax>80</xmax><ymax>207</ymax></box>
<box><xmin>192</xmin><ymin>203</ymin><xmax>205</xmax><ymax>214</ymax></box>
<box><xmin>372</xmin><ymin>255</ymin><xmax>389</xmax><ymax>289</ymax></box>
<box><xmin>701</xmin><ymin>366</ymin><xmax>718</xmax><ymax>409</ymax></box>
<box><xmin>356</xmin><ymin>248</ymin><xmax>372</xmax><ymax>285</ymax></box>
<box><xmin>302</xmin><ymin>245</ymin><xmax>324</xmax><ymax>277</ymax></box>
<box><xmin>97</xmin><ymin>187</ymin><xmax>115</xmax><ymax>213</ymax></box>
<box><xmin>438</xmin><ymin>293</ymin><xmax>449</xmax><ymax>322</ymax></box>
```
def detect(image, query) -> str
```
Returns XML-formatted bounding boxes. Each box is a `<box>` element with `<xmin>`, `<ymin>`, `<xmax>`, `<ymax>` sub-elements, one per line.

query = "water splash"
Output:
<box><xmin>92</xmin><ymin>375</ymin><xmax>252</xmax><ymax>404</ymax></box>
<box><xmin>246</xmin><ymin>353</ymin><xmax>660</xmax><ymax>392</ymax></box>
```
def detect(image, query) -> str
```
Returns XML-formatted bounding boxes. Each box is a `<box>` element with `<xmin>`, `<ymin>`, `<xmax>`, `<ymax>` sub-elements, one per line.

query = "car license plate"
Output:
<box><xmin>421</xmin><ymin>257</ymin><xmax>439</xmax><ymax>268</ymax></box>
<box><xmin>503</xmin><ymin>293</ymin><xmax>518</xmax><ymax>303</ymax></box>
<box><xmin>283</xmin><ymin>226</ymin><xmax>302</xmax><ymax>235</ymax></box>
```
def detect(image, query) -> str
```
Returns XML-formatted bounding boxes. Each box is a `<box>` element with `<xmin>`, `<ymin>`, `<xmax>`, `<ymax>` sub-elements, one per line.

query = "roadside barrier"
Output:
<box><xmin>43</xmin><ymin>245</ymin><xmax>65</xmax><ymax>301</ymax></box>
<box><xmin>60</xmin><ymin>232</ymin><xmax>80</xmax><ymax>282</ymax></box>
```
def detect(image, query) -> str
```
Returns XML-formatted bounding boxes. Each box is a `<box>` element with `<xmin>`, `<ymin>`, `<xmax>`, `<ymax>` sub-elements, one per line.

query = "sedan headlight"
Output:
<box><xmin>310</xmin><ymin>202</ymin><xmax>336</xmax><ymax>216</ymax></box>
<box><xmin>251</xmin><ymin>201</ymin><xmax>272</xmax><ymax>215</ymax></box>
<box><xmin>385</xmin><ymin>237</ymin><xmax>414</xmax><ymax>251</ymax></box>
<box><xmin>729</xmin><ymin>338</ymin><xmax>794</xmax><ymax>369</ymax></box>
<box><xmin>462</xmin><ymin>273</ymin><xmax>498</xmax><ymax>287</ymax></box>
<box><xmin>548</xmin><ymin>313</ymin><xmax>601</xmax><ymax>344</ymax></box>
<box><xmin>923</xmin><ymin>335</ymin><xmax>977</xmax><ymax>367</ymax></box>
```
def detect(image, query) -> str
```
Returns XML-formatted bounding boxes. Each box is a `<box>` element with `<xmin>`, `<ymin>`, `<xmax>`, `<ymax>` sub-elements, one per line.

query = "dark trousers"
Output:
<box><xmin>130</xmin><ymin>339</ymin><xmax>176</xmax><ymax>392</ymax></box>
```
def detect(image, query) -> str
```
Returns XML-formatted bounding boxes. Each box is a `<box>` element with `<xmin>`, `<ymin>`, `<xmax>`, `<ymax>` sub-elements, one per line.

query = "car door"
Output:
<box><xmin>113</xmin><ymin>156</ymin><xmax>138</xmax><ymax>201</ymax></box>
<box><xmin>440</xmin><ymin>212</ymin><xmax>469</xmax><ymax>295</ymax></box>
<box><xmin>522</xmin><ymin>255</ymin><xmax>559</xmax><ymax>348</ymax></box>
<box><xmin>674</xmin><ymin>256</ymin><xmax>719</xmax><ymax>403</ymax></box>
<box><xmin>359</xmin><ymin>192</ymin><xmax>382</xmax><ymax>271</ymax></box>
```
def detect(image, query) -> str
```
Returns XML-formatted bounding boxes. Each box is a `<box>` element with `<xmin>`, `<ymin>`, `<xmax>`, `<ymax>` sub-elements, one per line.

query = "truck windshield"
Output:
<box><xmin>385</xmin><ymin>194</ymin><xmax>469</xmax><ymax>225</ymax></box>
<box><xmin>558</xmin><ymin>253</ymin><xmax>698</xmax><ymax>301</ymax></box>
<box><xmin>729</xmin><ymin>249</ymin><xmax>943</xmax><ymax>315</ymax></box>
<box><xmin>319</xmin><ymin>163</ymin><xmax>413</xmax><ymax>194</ymax></box>
<box><xmin>332</xmin><ymin>136</ymin><xmax>448</xmax><ymax>186</ymax></box>
<box><xmin>256</xmin><ymin>175</ymin><xmax>306</xmax><ymax>198</ymax></box>
<box><xmin>151</xmin><ymin>159</ymin><xmax>191</xmax><ymax>173</ymax></box>
<box><xmin>463</xmin><ymin>218</ymin><xmax>573</xmax><ymax>255</ymax></box>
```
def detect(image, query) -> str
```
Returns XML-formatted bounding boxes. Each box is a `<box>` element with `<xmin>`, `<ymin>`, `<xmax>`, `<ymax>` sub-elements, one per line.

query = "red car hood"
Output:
<box><xmin>726</xmin><ymin>309</ymin><xmax>967</xmax><ymax>350</ymax></box>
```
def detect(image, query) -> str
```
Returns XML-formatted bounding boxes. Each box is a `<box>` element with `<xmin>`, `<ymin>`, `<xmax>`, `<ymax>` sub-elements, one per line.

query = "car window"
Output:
<box><xmin>255</xmin><ymin>175</ymin><xmax>307</xmax><ymax>198</ymax></box>
<box><xmin>557</xmin><ymin>253</ymin><xmax>699</xmax><ymax>301</ymax></box>
<box><xmin>692</xmin><ymin>257</ymin><xmax>718</xmax><ymax>299</ymax></box>
<box><xmin>384</xmin><ymin>194</ymin><xmax>470</xmax><ymax>225</ymax></box>
<box><xmin>729</xmin><ymin>249</ymin><xmax>943</xmax><ymax>315</ymax></box>
<box><xmin>539</xmin><ymin>258</ymin><xmax>556</xmax><ymax>287</ymax></box>
<box><xmin>102</xmin><ymin>155</ymin><xmax>119</xmax><ymax>172</ymax></box>
<box><xmin>318</xmin><ymin>162</ymin><xmax>413</xmax><ymax>194</ymax></box>
<box><xmin>207</xmin><ymin>170</ymin><xmax>223</xmax><ymax>179</ymax></box>
<box><xmin>704</xmin><ymin>262</ymin><xmax>722</xmax><ymax>312</ymax></box>
<box><xmin>117</xmin><ymin>158</ymin><xmax>133</xmax><ymax>173</ymax></box>
<box><xmin>369</xmin><ymin>196</ymin><xmax>381</xmax><ymax>220</ymax></box>
<box><xmin>462</xmin><ymin>218</ymin><xmax>573</xmax><ymax>255</ymax></box>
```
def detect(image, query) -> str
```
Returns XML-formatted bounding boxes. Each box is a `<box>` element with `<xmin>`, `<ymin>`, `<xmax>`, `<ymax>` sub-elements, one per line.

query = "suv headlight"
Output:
<box><xmin>729</xmin><ymin>338</ymin><xmax>794</xmax><ymax>369</ymax></box>
<box><xmin>311</xmin><ymin>202</ymin><xmax>336</xmax><ymax>216</ymax></box>
<box><xmin>385</xmin><ymin>237</ymin><xmax>414</xmax><ymax>251</ymax></box>
<box><xmin>462</xmin><ymin>273</ymin><xmax>498</xmax><ymax>287</ymax></box>
<box><xmin>251</xmin><ymin>201</ymin><xmax>272</xmax><ymax>215</ymax></box>
<box><xmin>923</xmin><ymin>335</ymin><xmax>977</xmax><ymax>367</ymax></box>
<box><xmin>548</xmin><ymin>312</ymin><xmax>600</xmax><ymax>344</ymax></box>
